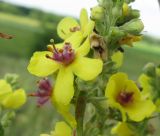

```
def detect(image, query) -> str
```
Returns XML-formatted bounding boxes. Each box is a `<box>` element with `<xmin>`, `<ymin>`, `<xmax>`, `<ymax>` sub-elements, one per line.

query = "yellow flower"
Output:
<box><xmin>0</xmin><ymin>80</ymin><xmax>26</xmax><ymax>109</ymax></box>
<box><xmin>138</xmin><ymin>74</ymin><xmax>153</xmax><ymax>99</ymax></box>
<box><xmin>40</xmin><ymin>121</ymin><xmax>73</xmax><ymax>136</ymax></box>
<box><xmin>57</xmin><ymin>8</ymin><xmax>95</xmax><ymax>39</ymax></box>
<box><xmin>111</xmin><ymin>51</ymin><xmax>123</xmax><ymax>68</ymax></box>
<box><xmin>118</xmin><ymin>34</ymin><xmax>142</xmax><ymax>47</ymax></box>
<box><xmin>111</xmin><ymin>122</ymin><xmax>137</xmax><ymax>136</ymax></box>
<box><xmin>28</xmin><ymin>35</ymin><xmax>103</xmax><ymax>106</ymax></box>
<box><xmin>105</xmin><ymin>72</ymin><xmax>156</xmax><ymax>122</ymax></box>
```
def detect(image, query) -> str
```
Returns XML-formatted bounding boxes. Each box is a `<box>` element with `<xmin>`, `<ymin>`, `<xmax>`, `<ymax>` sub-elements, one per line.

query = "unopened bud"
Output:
<box><xmin>122</xmin><ymin>3</ymin><xmax>129</xmax><ymax>16</ymax></box>
<box><xmin>143</xmin><ymin>63</ymin><xmax>156</xmax><ymax>77</ymax></box>
<box><xmin>112</xmin><ymin>7</ymin><xmax>122</xmax><ymax>18</ymax></box>
<box><xmin>119</xmin><ymin>19</ymin><xmax>144</xmax><ymax>35</ymax></box>
<box><xmin>98</xmin><ymin>0</ymin><xmax>113</xmax><ymax>9</ymax></box>
<box><xmin>91</xmin><ymin>6</ymin><xmax>105</xmax><ymax>20</ymax></box>
<box><xmin>130</xmin><ymin>9</ymin><xmax>140</xmax><ymax>18</ymax></box>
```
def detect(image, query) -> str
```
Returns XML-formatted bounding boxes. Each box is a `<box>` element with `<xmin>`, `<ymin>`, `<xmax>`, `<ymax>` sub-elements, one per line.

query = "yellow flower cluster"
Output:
<box><xmin>0</xmin><ymin>79</ymin><xmax>26</xmax><ymax>109</ymax></box>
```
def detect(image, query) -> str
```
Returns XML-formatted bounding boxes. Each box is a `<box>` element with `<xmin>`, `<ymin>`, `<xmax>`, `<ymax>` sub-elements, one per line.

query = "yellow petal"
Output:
<box><xmin>65</xmin><ymin>31</ymin><xmax>83</xmax><ymax>49</ymax></box>
<box><xmin>28</xmin><ymin>51</ymin><xmax>59</xmax><ymax>77</ymax></box>
<box><xmin>109</xmin><ymin>72</ymin><xmax>128</xmax><ymax>92</ymax></box>
<box><xmin>83</xmin><ymin>20</ymin><xmax>95</xmax><ymax>38</ymax></box>
<box><xmin>80</xmin><ymin>8</ymin><xmax>88</xmax><ymax>31</ymax></box>
<box><xmin>111</xmin><ymin>51</ymin><xmax>124</xmax><ymax>68</ymax></box>
<box><xmin>53</xmin><ymin>67</ymin><xmax>74</xmax><ymax>105</ymax></box>
<box><xmin>57</xmin><ymin>17</ymin><xmax>79</xmax><ymax>39</ymax></box>
<box><xmin>126</xmin><ymin>100</ymin><xmax>156</xmax><ymax>122</ymax></box>
<box><xmin>2</xmin><ymin>89</ymin><xmax>26</xmax><ymax>109</ymax></box>
<box><xmin>51</xmin><ymin>121</ymin><xmax>72</xmax><ymax>136</ymax></box>
<box><xmin>53</xmin><ymin>100</ymin><xmax>77</xmax><ymax>128</ymax></box>
<box><xmin>76</xmin><ymin>37</ymin><xmax>90</xmax><ymax>57</ymax></box>
<box><xmin>111</xmin><ymin>122</ymin><xmax>135</xmax><ymax>136</ymax></box>
<box><xmin>0</xmin><ymin>80</ymin><xmax>12</xmax><ymax>102</ymax></box>
<box><xmin>105</xmin><ymin>80</ymin><xmax>127</xmax><ymax>121</ymax></box>
<box><xmin>72</xmin><ymin>57</ymin><xmax>103</xmax><ymax>81</ymax></box>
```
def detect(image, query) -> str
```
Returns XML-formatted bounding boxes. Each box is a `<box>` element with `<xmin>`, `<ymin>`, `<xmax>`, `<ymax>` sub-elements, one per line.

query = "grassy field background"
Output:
<box><xmin>0</xmin><ymin>10</ymin><xmax>160</xmax><ymax>136</ymax></box>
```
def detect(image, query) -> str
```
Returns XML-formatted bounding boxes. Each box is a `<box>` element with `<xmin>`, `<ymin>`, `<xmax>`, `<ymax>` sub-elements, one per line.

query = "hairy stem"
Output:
<box><xmin>75</xmin><ymin>91</ymin><xmax>86</xmax><ymax>136</ymax></box>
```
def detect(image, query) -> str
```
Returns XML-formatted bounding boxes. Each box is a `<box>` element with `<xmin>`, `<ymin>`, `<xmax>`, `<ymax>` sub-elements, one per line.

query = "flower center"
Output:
<box><xmin>116</xmin><ymin>91</ymin><xmax>134</xmax><ymax>106</ymax></box>
<box><xmin>28</xmin><ymin>78</ymin><xmax>53</xmax><ymax>107</ymax></box>
<box><xmin>46</xmin><ymin>42</ymin><xmax>75</xmax><ymax>65</ymax></box>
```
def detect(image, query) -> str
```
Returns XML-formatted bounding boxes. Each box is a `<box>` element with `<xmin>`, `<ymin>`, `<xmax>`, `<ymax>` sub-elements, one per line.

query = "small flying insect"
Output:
<box><xmin>0</xmin><ymin>32</ymin><xmax>13</xmax><ymax>39</ymax></box>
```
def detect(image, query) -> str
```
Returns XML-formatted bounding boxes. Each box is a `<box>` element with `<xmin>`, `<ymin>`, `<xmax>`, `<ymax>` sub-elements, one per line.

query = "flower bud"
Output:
<box><xmin>112</xmin><ymin>7</ymin><xmax>122</xmax><ymax>18</ymax></box>
<box><xmin>111</xmin><ymin>27</ymin><xmax>126</xmax><ymax>40</ymax></box>
<box><xmin>130</xmin><ymin>9</ymin><xmax>140</xmax><ymax>18</ymax></box>
<box><xmin>122</xmin><ymin>3</ymin><xmax>129</xmax><ymax>16</ymax></box>
<box><xmin>119</xmin><ymin>19</ymin><xmax>144</xmax><ymax>35</ymax></box>
<box><xmin>143</xmin><ymin>63</ymin><xmax>156</xmax><ymax>77</ymax></box>
<box><xmin>91</xmin><ymin>6</ymin><xmax>105</xmax><ymax>20</ymax></box>
<box><xmin>98</xmin><ymin>0</ymin><xmax>112</xmax><ymax>9</ymax></box>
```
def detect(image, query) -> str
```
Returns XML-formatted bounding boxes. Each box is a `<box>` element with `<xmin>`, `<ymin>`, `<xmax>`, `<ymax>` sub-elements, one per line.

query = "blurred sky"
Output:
<box><xmin>4</xmin><ymin>0</ymin><xmax>160</xmax><ymax>38</ymax></box>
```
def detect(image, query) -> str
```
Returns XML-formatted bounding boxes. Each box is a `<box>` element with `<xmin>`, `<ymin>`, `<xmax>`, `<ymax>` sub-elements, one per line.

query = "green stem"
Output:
<box><xmin>75</xmin><ymin>91</ymin><xmax>86</xmax><ymax>136</ymax></box>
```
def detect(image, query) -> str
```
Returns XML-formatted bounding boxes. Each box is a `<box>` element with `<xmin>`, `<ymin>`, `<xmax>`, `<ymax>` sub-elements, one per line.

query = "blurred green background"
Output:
<box><xmin>0</xmin><ymin>1</ymin><xmax>160</xmax><ymax>136</ymax></box>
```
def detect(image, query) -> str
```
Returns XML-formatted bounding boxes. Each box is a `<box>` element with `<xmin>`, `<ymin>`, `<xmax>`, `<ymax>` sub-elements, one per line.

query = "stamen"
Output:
<box><xmin>28</xmin><ymin>78</ymin><xmax>53</xmax><ymax>107</ymax></box>
<box><xmin>116</xmin><ymin>91</ymin><xmax>134</xmax><ymax>106</ymax></box>
<box><xmin>46</xmin><ymin>42</ymin><xmax>75</xmax><ymax>65</ymax></box>
<box><xmin>70</xmin><ymin>26</ymin><xmax>81</xmax><ymax>32</ymax></box>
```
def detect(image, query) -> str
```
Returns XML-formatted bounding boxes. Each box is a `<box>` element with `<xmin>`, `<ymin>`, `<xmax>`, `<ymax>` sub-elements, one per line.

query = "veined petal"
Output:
<box><xmin>28</xmin><ymin>51</ymin><xmax>59</xmax><ymax>77</ymax></box>
<box><xmin>2</xmin><ymin>89</ymin><xmax>26</xmax><ymax>109</ymax></box>
<box><xmin>65</xmin><ymin>31</ymin><xmax>83</xmax><ymax>49</ymax></box>
<box><xmin>83</xmin><ymin>20</ymin><xmax>95</xmax><ymax>38</ymax></box>
<box><xmin>51</xmin><ymin>121</ymin><xmax>72</xmax><ymax>136</ymax></box>
<box><xmin>76</xmin><ymin>37</ymin><xmax>90</xmax><ymax>57</ymax></box>
<box><xmin>80</xmin><ymin>8</ymin><xmax>88</xmax><ymax>32</ymax></box>
<box><xmin>72</xmin><ymin>57</ymin><xmax>103</xmax><ymax>81</ymax></box>
<box><xmin>0</xmin><ymin>80</ymin><xmax>12</xmax><ymax>102</ymax></box>
<box><xmin>126</xmin><ymin>100</ymin><xmax>156</xmax><ymax>122</ymax></box>
<box><xmin>57</xmin><ymin>17</ymin><xmax>79</xmax><ymax>40</ymax></box>
<box><xmin>53</xmin><ymin>67</ymin><xmax>74</xmax><ymax>105</ymax></box>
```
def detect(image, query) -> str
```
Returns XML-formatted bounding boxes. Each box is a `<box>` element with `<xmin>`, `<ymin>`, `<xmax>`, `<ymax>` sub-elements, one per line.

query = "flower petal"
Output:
<box><xmin>53</xmin><ymin>100</ymin><xmax>77</xmax><ymax>128</ymax></box>
<box><xmin>111</xmin><ymin>122</ymin><xmax>135</xmax><ymax>136</ymax></box>
<box><xmin>0</xmin><ymin>80</ymin><xmax>12</xmax><ymax>102</ymax></box>
<box><xmin>57</xmin><ymin>17</ymin><xmax>79</xmax><ymax>39</ymax></box>
<box><xmin>126</xmin><ymin>100</ymin><xmax>156</xmax><ymax>122</ymax></box>
<box><xmin>83</xmin><ymin>20</ymin><xmax>95</xmax><ymax>38</ymax></box>
<box><xmin>65</xmin><ymin>31</ymin><xmax>83</xmax><ymax>49</ymax></box>
<box><xmin>111</xmin><ymin>51</ymin><xmax>124</xmax><ymax>68</ymax></box>
<box><xmin>76</xmin><ymin>37</ymin><xmax>90</xmax><ymax>57</ymax></box>
<box><xmin>72</xmin><ymin>57</ymin><xmax>103</xmax><ymax>81</ymax></box>
<box><xmin>2</xmin><ymin>89</ymin><xmax>26</xmax><ymax>109</ymax></box>
<box><xmin>80</xmin><ymin>8</ymin><xmax>88</xmax><ymax>31</ymax></box>
<box><xmin>109</xmin><ymin>72</ymin><xmax>128</xmax><ymax>92</ymax></box>
<box><xmin>28</xmin><ymin>51</ymin><xmax>59</xmax><ymax>77</ymax></box>
<box><xmin>53</xmin><ymin>67</ymin><xmax>74</xmax><ymax>105</ymax></box>
<box><xmin>52</xmin><ymin>121</ymin><xmax>72</xmax><ymax>136</ymax></box>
